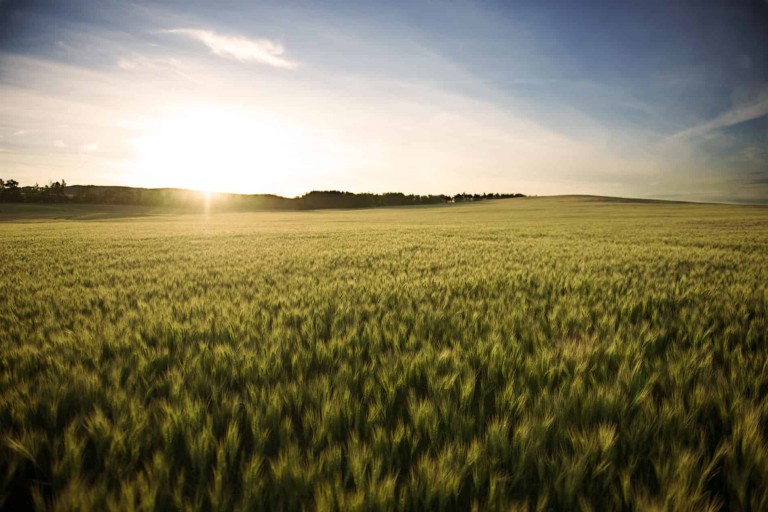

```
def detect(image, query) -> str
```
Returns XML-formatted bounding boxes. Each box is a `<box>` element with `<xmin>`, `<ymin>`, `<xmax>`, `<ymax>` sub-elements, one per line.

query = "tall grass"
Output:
<box><xmin>1</xmin><ymin>198</ymin><xmax>767</xmax><ymax>510</ymax></box>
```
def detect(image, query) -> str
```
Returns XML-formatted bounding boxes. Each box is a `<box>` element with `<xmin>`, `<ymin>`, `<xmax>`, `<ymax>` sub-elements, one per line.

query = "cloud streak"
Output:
<box><xmin>670</xmin><ymin>96</ymin><xmax>768</xmax><ymax>141</ymax></box>
<box><xmin>167</xmin><ymin>29</ymin><xmax>297</xmax><ymax>69</ymax></box>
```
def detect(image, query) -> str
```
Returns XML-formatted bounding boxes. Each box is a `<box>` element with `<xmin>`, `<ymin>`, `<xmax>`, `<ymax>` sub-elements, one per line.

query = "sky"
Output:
<box><xmin>1</xmin><ymin>0</ymin><xmax>767</xmax><ymax>202</ymax></box>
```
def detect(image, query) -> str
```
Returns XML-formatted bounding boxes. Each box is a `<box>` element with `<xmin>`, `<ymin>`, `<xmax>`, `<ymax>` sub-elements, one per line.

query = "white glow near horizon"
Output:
<box><xmin>128</xmin><ymin>107</ymin><xmax>325</xmax><ymax>193</ymax></box>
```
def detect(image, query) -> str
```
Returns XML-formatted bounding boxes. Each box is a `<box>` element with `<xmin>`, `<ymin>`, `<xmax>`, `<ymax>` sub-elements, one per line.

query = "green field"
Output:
<box><xmin>2</xmin><ymin>197</ymin><xmax>767</xmax><ymax>511</ymax></box>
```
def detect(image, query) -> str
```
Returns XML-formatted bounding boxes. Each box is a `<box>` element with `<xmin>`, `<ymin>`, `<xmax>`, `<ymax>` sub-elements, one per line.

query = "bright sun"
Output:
<box><xmin>129</xmin><ymin>106</ymin><xmax>316</xmax><ymax>194</ymax></box>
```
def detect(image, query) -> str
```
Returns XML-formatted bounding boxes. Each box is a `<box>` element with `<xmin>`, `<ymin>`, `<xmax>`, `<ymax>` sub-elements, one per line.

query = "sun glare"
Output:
<box><xmin>129</xmin><ymin>107</ymin><xmax>316</xmax><ymax>194</ymax></box>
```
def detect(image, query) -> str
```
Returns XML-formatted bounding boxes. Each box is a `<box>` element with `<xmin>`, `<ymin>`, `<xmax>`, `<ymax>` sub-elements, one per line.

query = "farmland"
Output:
<box><xmin>1</xmin><ymin>196</ymin><xmax>767</xmax><ymax>510</ymax></box>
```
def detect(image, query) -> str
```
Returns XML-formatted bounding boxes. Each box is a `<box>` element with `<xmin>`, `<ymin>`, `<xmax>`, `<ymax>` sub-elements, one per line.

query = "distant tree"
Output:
<box><xmin>0</xmin><ymin>178</ymin><xmax>21</xmax><ymax>202</ymax></box>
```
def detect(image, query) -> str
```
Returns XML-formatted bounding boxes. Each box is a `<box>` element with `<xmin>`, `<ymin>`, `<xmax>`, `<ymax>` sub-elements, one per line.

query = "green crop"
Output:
<box><xmin>1</xmin><ymin>197</ymin><xmax>767</xmax><ymax>510</ymax></box>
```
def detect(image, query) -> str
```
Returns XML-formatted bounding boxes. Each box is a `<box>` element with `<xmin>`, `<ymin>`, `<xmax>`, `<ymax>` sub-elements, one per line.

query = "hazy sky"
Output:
<box><xmin>1</xmin><ymin>0</ymin><xmax>767</xmax><ymax>202</ymax></box>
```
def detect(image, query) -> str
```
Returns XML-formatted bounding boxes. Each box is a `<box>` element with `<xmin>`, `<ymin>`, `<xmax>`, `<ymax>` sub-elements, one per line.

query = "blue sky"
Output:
<box><xmin>1</xmin><ymin>0</ymin><xmax>767</xmax><ymax>202</ymax></box>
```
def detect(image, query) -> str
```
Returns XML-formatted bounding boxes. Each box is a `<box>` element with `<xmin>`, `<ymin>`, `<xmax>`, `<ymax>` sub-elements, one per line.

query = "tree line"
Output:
<box><xmin>0</xmin><ymin>179</ymin><xmax>525</xmax><ymax>210</ymax></box>
<box><xmin>297</xmin><ymin>191</ymin><xmax>524</xmax><ymax>209</ymax></box>
<box><xmin>0</xmin><ymin>179</ymin><xmax>68</xmax><ymax>203</ymax></box>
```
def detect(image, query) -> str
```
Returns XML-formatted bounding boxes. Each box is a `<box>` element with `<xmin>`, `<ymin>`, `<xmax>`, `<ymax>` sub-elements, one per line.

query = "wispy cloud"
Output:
<box><xmin>670</xmin><ymin>96</ymin><xmax>768</xmax><ymax>141</ymax></box>
<box><xmin>167</xmin><ymin>29</ymin><xmax>297</xmax><ymax>69</ymax></box>
<box><xmin>117</xmin><ymin>56</ymin><xmax>184</xmax><ymax>71</ymax></box>
<box><xmin>116</xmin><ymin>55</ymin><xmax>197</xmax><ymax>83</ymax></box>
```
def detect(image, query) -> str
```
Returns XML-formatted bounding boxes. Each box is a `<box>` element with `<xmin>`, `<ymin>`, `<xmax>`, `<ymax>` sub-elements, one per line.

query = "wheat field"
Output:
<box><xmin>1</xmin><ymin>197</ymin><xmax>767</xmax><ymax>510</ymax></box>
